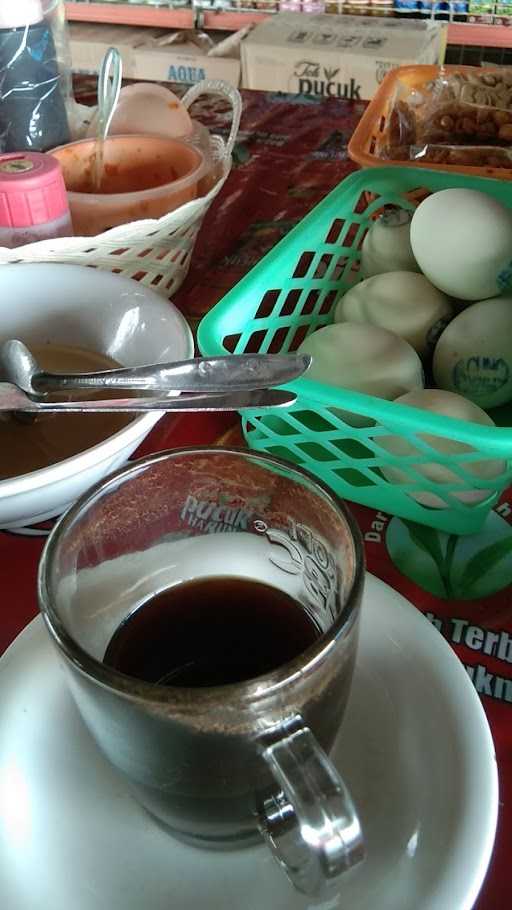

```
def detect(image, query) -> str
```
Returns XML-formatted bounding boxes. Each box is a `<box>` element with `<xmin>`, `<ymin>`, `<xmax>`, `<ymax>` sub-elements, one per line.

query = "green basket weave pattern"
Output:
<box><xmin>198</xmin><ymin>167</ymin><xmax>512</xmax><ymax>535</ymax></box>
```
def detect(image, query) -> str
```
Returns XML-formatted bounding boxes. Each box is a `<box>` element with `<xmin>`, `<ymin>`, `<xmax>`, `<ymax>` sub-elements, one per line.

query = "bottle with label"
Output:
<box><xmin>452</xmin><ymin>0</ymin><xmax>468</xmax><ymax>20</ymax></box>
<box><xmin>0</xmin><ymin>0</ymin><xmax>70</xmax><ymax>153</ymax></box>
<box><xmin>419</xmin><ymin>0</ymin><xmax>451</xmax><ymax>14</ymax></box>
<box><xmin>0</xmin><ymin>152</ymin><xmax>73</xmax><ymax>248</ymax></box>
<box><xmin>395</xmin><ymin>0</ymin><xmax>419</xmax><ymax>13</ymax></box>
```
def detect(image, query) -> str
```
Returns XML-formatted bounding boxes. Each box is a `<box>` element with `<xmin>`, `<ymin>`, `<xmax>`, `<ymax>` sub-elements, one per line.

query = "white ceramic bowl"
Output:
<box><xmin>0</xmin><ymin>264</ymin><xmax>193</xmax><ymax>529</ymax></box>
<box><xmin>86</xmin><ymin>83</ymin><xmax>194</xmax><ymax>140</ymax></box>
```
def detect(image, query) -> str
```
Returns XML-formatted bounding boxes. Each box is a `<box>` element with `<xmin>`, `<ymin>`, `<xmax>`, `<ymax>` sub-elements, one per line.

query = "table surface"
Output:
<box><xmin>1</xmin><ymin>85</ymin><xmax>510</xmax><ymax>909</ymax></box>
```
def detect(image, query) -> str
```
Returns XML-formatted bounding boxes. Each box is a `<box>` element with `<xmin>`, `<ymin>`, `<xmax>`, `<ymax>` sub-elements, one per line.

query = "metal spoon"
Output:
<box><xmin>0</xmin><ymin>340</ymin><xmax>311</xmax><ymax>397</ymax></box>
<box><xmin>98</xmin><ymin>47</ymin><xmax>122</xmax><ymax>141</ymax></box>
<box><xmin>93</xmin><ymin>47</ymin><xmax>122</xmax><ymax>190</ymax></box>
<box><xmin>0</xmin><ymin>383</ymin><xmax>297</xmax><ymax>414</ymax></box>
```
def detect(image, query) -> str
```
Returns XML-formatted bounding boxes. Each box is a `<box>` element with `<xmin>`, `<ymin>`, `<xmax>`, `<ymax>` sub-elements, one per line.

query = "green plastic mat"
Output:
<box><xmin>198</xmin><ymin>167</ymin><xmax>512</xmax><ymax>535</ymax></box>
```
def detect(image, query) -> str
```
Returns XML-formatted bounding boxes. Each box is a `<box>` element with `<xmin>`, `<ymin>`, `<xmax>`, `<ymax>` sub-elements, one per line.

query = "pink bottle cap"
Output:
<box><xmin>0</xmin><ymin>152</ymin><xmax>69</xmax><ymax>228</ymax></box>
<box><xmin>0</xmin><ymin>0</ymin><xmax>44</xmax><ymax>29</ymax></box>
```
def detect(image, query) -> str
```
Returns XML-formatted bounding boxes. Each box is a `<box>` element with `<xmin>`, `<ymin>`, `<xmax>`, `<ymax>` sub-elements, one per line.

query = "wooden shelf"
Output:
<box><xmin>65</xmin><ymin>2</ymin><xmax>194</xmax><ymax>28</ymax></box>
<box><xmin>65</xmin><ymin>3</ymin><xmax>512</xmax><ymax>46</ymax></box>
<box><xmin>202</xmin><ymin>11</ymin><xmax>512</xmax><ymax>43</ymax></box>
<box><xmin>199</xmin><ymin>9</ymin><xmax>269</xmax><ymax>29</ymax></box>
<box><xmin>447</xmin><ymin>21</ymin><xmax>512</xmax><ymax>47</ymax></box>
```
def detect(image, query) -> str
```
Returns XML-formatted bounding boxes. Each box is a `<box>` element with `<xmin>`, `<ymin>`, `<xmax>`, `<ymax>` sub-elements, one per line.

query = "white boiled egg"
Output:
<box><xmin>410</xmin><ymin>188</ymin><xmax>512</xmax><ymax>301</ymax></box>
<box><xmin>379</xmin><ymin>389</ymin><xmax>505</xmax><ymax>508</ymax></box>
<box><xmin>360</xmin><ymin>208</ymin><xmax>419</xmax><ymax>278</ymax></box>
<box><xmin>298</xmin><ymin>323</ymin><xmax>424</xmax><ymax>425</ymax></box>
<box><xmin>433</xmin><ymin>296</ymin><xmax>512</xmax><ymax>409</ymax></box>
<box><xmin>334</xmin><ymin>271</ymin><xmax>453</xmax><ymax>358</ymax></box>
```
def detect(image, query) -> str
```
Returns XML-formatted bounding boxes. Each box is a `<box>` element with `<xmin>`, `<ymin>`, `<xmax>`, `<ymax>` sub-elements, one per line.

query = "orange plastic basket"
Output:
<box><xmin>348</xmin><ymin>64</ymin><xmax>512</xmax><ymax>182</ymax></box>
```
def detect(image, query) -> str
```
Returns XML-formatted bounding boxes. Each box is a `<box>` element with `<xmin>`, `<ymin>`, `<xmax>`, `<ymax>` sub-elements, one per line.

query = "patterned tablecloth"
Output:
<box><xmin>1</xmin><ymin>86</ymin><xmax>510</xmax><ymax>909</ymax></box>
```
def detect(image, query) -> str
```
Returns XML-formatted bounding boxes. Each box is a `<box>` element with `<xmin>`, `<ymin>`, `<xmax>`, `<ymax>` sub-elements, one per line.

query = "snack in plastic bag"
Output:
<box><xmin>381</xmin><ymin>66</ymin><xmax>512</xmax><ymax>170</ymax></box>
<box><xmin>0</xmin><ymin>0</ymin><xmax>72</xmax><ymax>153</ymax></box>
<box><xmin>410</xmin><ymin>144</ymin><xmax>512</xmax><ymax>168</ymax></box>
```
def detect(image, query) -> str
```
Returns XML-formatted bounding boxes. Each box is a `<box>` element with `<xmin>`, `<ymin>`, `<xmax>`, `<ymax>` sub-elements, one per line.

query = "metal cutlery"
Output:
<box><xmin>0</xmin><ymin>339</ymin><xmax>310</xmax><ymax>397</ymax></box>
<box><xmin>0</xmin><ymin>383</ymin><xmax>297</xmax><ymax>414</ymax></box>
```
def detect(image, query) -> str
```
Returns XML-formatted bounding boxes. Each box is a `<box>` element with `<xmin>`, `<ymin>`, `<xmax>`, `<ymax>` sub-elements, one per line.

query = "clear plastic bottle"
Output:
<box><xmin>0</xmin><ymin>1</ymin><xmax>70</xmax><ymax>153</ymax></box>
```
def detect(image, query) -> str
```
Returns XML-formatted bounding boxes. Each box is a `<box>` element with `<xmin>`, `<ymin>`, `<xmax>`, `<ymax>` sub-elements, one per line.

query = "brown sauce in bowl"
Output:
<box><xmin>0</xmin><ymin>344</ymin><xmax>135</xmax><ymax>480</ymax></box>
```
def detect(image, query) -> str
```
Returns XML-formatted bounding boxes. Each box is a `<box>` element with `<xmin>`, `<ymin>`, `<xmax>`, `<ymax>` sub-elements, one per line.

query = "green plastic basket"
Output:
<box><xmin>198</xmin><ymin>167</ymin><xmax>512</xmax><ymax>535</ymax></box>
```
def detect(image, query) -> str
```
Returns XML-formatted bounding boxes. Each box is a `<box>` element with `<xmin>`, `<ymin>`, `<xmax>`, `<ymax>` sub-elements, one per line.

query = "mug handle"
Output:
<box><xmin>260</xmin><ymin>720</ymin><xmax>364</xmax><ymax>897</ymax></box>
<box><xmin>181</xmin><ymin>79</ymin><xmax>242</xmax><ymax>160</ymax></box>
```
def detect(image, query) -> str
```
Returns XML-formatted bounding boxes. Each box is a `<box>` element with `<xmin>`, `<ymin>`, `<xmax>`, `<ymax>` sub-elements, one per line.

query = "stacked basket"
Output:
<box><xmin>0</xmin><ymin>80</ymin><xmax>242</xmax><ymax>300</ymax></box>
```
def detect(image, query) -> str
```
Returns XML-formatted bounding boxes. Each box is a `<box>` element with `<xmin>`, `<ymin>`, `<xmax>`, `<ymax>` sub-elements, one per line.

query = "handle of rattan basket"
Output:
<box><xmin>181</xmin><ymin>79</ymin><xmax>242</xmax><ymax>160</ymax></box>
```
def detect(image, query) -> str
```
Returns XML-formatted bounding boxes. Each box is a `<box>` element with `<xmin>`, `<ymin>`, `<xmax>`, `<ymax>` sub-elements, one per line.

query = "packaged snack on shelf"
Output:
<box><xmin>302</xmin><ymin>0</ymin><xmax>327</xmax><ymax>12</ymax></box>
<box><xmin>0</xmin><ymin>0</ymin><xmax>75</xmax><ymax>153</ymax></box>
<box><xmin>493</xmin><ymin>8</ymin><xmax>512</xmax><ymax>25</ymax></box>
<box><xmin>234</xmin><ymin>0</ymin><xmax>279</xmax><ymax>9</ymax></box>
<box><xmin>468</xmin><ymin>0</ymin><xmax>494</xmax><ymax>23</ymax></box>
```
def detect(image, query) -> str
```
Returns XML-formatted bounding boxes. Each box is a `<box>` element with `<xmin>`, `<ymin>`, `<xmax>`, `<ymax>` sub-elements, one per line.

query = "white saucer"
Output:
<box><xmin>0</xmin><ymin>575</ymin><xmax>497</xmax><ymax>910</ymax></box>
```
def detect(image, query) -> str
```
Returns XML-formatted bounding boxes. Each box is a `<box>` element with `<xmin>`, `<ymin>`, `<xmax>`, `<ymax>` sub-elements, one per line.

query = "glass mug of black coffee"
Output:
<box><xmin>38</xmin><ymin>447</ymin><xmax>365</xmax><ymax>897</ymax></box>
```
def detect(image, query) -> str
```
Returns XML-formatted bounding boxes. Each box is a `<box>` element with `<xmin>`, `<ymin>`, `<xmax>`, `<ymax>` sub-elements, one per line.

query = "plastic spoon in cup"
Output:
<box><xmin>0</xmin><ymin>340</ymin><xmax>311</xmax><ymax>397</ymax></box>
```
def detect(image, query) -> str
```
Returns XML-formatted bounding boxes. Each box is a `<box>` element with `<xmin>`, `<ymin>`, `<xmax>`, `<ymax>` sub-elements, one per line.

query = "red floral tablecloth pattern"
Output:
<box><xmin>1</xmin><ymin>85</ymin><xmax>510</xmax><ymax>909</ymax></box>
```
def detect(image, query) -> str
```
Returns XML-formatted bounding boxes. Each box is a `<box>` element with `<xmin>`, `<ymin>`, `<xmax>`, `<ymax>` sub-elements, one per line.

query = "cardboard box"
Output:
<box><xmin>69</xmin><ymin>23</ymin><xmax>241</xmax><ymax>87</ymax></box>
<box><xmin>241</xmin><ymin>13</ymin><xmax>448</xmax><ymax>101</ymax></box>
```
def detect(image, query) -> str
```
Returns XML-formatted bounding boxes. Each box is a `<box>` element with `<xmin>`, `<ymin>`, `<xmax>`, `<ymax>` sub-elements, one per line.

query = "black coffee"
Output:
<box><xmin>103</xmin><ymin>576</ymin><xmax>320</xmax><ymax>687</ymax></box>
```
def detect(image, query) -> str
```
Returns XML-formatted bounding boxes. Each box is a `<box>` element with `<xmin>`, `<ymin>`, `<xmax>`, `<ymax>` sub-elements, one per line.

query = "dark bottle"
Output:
<box><xmin>0</xmin><ymin>1</ymin><xmax>70</xmax><ymax>153</ymax></box>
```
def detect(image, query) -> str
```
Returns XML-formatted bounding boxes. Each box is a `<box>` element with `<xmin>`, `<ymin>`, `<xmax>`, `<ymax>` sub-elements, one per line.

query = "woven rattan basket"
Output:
<box><xmin>0</xmin><ymin>80</ymin><xmax>241</xmax><ymax>299</ymax></box>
